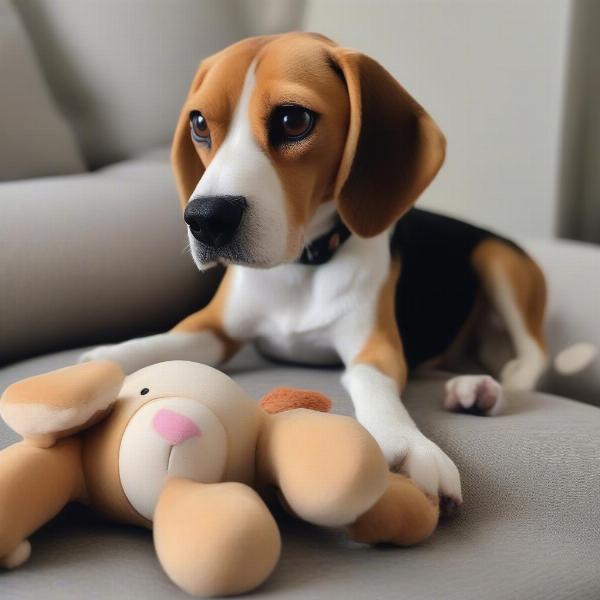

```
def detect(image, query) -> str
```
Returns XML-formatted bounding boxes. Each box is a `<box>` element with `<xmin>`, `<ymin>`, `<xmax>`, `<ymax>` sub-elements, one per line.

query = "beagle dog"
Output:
<box><xmin>81</xmin><ymin>33</ymin><xmax>550</xmax><ymax>505</ymax></box>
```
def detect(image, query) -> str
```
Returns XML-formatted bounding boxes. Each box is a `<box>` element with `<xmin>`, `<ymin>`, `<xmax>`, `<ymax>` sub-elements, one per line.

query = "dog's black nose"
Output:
<box><xmin>184</xmin><ymin>196</ymin><xmax>246</xmax><ymax>248</ymax></box>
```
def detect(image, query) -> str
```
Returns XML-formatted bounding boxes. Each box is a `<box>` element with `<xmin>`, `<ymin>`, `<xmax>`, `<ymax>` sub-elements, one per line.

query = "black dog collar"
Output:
<box><xmin>297</xmin><ymin>217</ymin><xmax>352</xmax><ymax>266</ymax></box>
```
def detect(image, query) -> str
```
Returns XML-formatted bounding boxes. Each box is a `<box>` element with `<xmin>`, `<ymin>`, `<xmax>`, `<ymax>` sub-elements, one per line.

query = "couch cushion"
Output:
<box><xmin>0</xmin><ymin>0</ymin><xmax>85</xmax><ymax>180</ymax></box>
<box><xmin>14</xmin><ymin>0</ymin><xmax>304</xmax><ymax>168</ymax></box>
<box><xmin>0</xmin><ymin>148</ymin><xmax>220</xmax><ymax>365</ymax></box>
<box><xmin>0</xmin><ymin>347</ymin><xmax>599</xmax><ymax>599</ymax></box>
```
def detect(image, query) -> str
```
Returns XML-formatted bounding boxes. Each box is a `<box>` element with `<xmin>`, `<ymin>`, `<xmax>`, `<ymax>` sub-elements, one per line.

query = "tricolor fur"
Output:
<box><xmin>82</xmin><ymin>33</ymin><xmax>550</xmax><ymax>504</ymax></box>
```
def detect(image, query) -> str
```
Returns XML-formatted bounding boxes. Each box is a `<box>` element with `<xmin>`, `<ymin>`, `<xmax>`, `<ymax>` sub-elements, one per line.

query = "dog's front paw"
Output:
<box><xmin>376</xmin><ymin>431</ymin><xmax>462</xmax><ymax>507</ymax></box>
<box><xmin>79</xmin><ymin>345</ymin><xmax>114</xmax><ymax>364</ymax></box>
<box><xmin>79</xmin><ymin>342</ymin><xmax>146</xmax><ymax>374</ymax></box>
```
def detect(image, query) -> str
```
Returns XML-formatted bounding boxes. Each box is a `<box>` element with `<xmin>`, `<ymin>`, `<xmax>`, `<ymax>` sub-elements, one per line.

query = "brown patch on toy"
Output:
<box><xmin>259</xmin><ymin>388</ymin><xmax>332</xmax><ymax>414</ymax></box>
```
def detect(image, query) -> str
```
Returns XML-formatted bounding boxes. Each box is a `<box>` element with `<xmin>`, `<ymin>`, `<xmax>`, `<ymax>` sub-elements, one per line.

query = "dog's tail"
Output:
<box><xmin>552</xmin><ymin>341</ymin><xmax>598</xmax><ymax>375</ymax></box>
<box><xmin>260</xmin><ymin>387</ymin><xmax>332</xmax><ymax>414</ymax></box>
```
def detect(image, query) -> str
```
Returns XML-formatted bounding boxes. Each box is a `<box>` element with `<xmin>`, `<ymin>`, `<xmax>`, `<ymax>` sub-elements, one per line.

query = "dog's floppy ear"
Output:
<box><xmin>171</xmin><ymin>63</ymin><xmax>210</xmax><ymax>211</ymax></box>
<box><xmin>330</xmin><ymin>49</ymin><xmax>446</xmax><ymax>237</ymax></box>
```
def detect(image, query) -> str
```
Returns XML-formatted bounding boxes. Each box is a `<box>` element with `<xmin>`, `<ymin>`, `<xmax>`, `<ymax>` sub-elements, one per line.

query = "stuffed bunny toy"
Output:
<box><xmin>0</xmin><ymin>360</ymin><xmax>438</xmax><ymax>596</ymax></box>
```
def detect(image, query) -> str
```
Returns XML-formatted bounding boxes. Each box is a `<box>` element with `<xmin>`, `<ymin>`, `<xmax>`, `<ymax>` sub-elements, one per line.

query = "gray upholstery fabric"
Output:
<box><xmin>1</xmin><ymin>347</ymin><xmax>599</xmax><ymax>599</ymax></box>
<box><xmin>0</xmin><ymin>0</ymin><xmax>84</xmax><ymax>180</ymax></box>
<box><xmin>0</xmin><ymin>148</ymin><xmax>220</xmax><ymax>365</ymax></box>
<box><xmin>14</xmin><ymin>0</ymin><xmax>304</xmax><ymax>168</ymax></box>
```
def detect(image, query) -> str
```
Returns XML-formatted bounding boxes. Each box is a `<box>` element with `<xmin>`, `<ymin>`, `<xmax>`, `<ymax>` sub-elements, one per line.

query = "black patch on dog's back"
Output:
<box><xmin>391</xmin><ymin>209</ymin><xmax>521</xmax><ymax>368</ymax></box>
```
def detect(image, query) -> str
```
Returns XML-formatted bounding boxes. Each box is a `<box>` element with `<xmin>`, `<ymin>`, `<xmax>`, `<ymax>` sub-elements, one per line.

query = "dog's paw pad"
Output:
<box><xmin>444</xmin><ymin>375</ymin><xmax>504</xmax><ymax>416</ymax></box>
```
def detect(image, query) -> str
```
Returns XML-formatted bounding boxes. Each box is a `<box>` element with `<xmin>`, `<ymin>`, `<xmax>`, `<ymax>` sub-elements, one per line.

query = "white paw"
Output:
<box><xmin>376</xmin><ymin>430</ymin><xmax>462</xmax><ymax>504</ymax></box>
<box><xmin>500</xmin><ymin>357</ymin><xmax>547</xmax><ymax>391</ymax></box>
<box><xmin>79</xmin><ymin>342</ymin><xmax>148</xmax><ymax>374</ymax></box>
<box><xmin>444</xmin><ymin>374</ymin><xmax>504</xmax><ymax>416</ymax></box>
<box><xmin>80</xmin><ymin>331</ymin><xmax>224</xmax><ymax>374</ymax></box>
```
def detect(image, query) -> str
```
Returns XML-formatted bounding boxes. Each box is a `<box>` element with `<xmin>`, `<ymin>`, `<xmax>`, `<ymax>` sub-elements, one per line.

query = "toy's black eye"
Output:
<box><xmin>189</xmin><ymin>111</ymin><xmax>210</xmax><ymax>145</ymax></box>
<box><xmin>268</xmin><ymin>105</ymin><xmax>316</xmax><ymax>146</ymax></box>
<box><xmin>140</xmin><ymin>388</ymin><xmax>149</xmax><ymax>395</ymax></box>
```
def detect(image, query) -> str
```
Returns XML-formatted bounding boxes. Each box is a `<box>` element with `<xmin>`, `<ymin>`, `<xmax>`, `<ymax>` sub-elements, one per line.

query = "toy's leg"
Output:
<box><xmin>153</xmin><ymin>478</ymin><xmax>281</xmax><ymax>597</ymax></box>
<box><xmin>348</xmin><ymin>472</ymin><xmax>439</xmax><ymax>546</ymax></box>
<box><xmin>0</xmin><ymin>438</ymin><xmax>83</xmax><ymax>568</ymax></box>
<box><xmin>256</xmin><ymin>409</ymin><xmax>389</xmax><ymax>528</ymax></box>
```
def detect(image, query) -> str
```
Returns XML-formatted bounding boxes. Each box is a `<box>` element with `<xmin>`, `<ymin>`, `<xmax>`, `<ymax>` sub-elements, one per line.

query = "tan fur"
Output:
<box><xmin>354</xmin><ymin>259</ymin><xmax>408</xmax><ymax>389</ymax></box>
<box><xmin>251</xmin><ymin>35</ymin><xmax>350</xmax><ymax>238</ymax></box>
<box><xmin>330</xmin><ymin>48</ymin><xmax>446</xmax><ymax>237</ymax></box>
<box><xmin>172</xmin><ymin>32</ymin><xmax>445</xmax><ymax>252</ymax></box>
<box><xmin>472</xmin><ymin>239</ymin><xmax>547</xmax><ymax>351</ymax></box>
<box><xmin>171</xmin><ymin>267</ymin><xmax>241</xmax><ymax>361</ymax></box>
<box><xmin>172</xmin><ymin>36</ymin><xmax>274</xmax><ymax>210</ymax></box>
<box><xmin>167</xmin><ymin>33</ymin><xmax>451</xmax><ymax>386</ymax></box>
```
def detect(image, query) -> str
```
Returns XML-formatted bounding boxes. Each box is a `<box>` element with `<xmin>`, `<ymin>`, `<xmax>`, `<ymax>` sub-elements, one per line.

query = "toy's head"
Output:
<box><xmin>94</xmin><ymin>361</ymin><xmax>262</xmax><ymax>521</ymax></box>
<box><xmin>1</xmin><ymin>361</ymin><xmax>263</xmax><ymax>524</ymax></box>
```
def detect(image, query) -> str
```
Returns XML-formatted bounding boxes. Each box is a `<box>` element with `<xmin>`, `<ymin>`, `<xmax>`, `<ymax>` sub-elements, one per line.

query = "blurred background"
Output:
<box><xmin>1</xmin><ymin>0</ymin><xmax>599</xmax><ymax>364</ymax></box>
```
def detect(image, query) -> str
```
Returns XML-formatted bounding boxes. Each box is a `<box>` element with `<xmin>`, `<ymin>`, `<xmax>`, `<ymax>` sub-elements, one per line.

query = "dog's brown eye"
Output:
<box><xmin>269</xmin><ymin>105</ymin><xmax>316</xmax><ymax>146</ymax></box>
<box><xmin>189</xmin><ymin>110</ymin><xmax>210</xmax><ymax>145</ymax></box>
<box><xmin>282</xmin><ymin>107</ymin><xmax>312</xmax><ymax>137</ymax></box>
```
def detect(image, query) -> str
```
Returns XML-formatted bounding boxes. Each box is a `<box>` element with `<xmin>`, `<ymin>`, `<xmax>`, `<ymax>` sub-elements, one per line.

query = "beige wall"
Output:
<box><xmin>304</xmin><ymin>0</ymin><xmax>572</xmax><ymax>239</ymax></box>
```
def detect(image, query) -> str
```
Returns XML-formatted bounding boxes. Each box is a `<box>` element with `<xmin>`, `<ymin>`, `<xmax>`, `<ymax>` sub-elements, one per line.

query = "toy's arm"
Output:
<box><xmin>0</xmin><ymin>437</ymin><xmax>84</xmax><ymax>568</ymax></box>
<box><xmin>256</xmin><ymin>409</ymin><xmax>388</xmax><ymax>527</ymax></box>
<box><xmin>257</xmin><ymin>409</ymin><xmax>439</xmax><ymax>545</ymax></box>
<box><xmin>0</xmin><ymin>361</ymin><xmax>124</xmax><ymax>447</ymax></box>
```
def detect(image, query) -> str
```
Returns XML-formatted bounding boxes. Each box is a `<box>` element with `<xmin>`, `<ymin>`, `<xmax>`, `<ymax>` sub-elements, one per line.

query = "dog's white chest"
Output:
<box><xmin>224</xmin><ymin>235</ymin><xmax>391</xmax><ymax>364</ymax></box>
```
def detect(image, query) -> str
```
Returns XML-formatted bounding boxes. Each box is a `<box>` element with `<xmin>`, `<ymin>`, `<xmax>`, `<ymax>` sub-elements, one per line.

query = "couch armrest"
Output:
<box><xmin>0</xmin><ymin>148</ymin><xmax>220</xmax><ymax>365</ymax></box>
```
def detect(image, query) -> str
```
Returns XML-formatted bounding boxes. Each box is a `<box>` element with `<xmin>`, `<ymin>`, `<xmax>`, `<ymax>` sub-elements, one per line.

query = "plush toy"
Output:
<box><xmin>0</xmin><ymin>360</ymin><xmax>438</xmax><ymax>596</ymax></box>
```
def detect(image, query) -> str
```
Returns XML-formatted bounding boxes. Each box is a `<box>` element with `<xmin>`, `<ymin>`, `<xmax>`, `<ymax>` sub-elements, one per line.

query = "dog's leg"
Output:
<box><xmin>80</xmin><ymin>270</ymin><xmax>242</xmax><ymax>373</ymax></box>
<box><xmin>473</xmin><ymin>239</ymin><xmax>549</xmax><ymax>391</ymax></box>
<box><xmin>342</xmin><ymin>360</ymin><xmax>462</xmax><ymax>504</ymax></box>
<box><xmin>335</xmin><ymin>260</ymin><xmax>462</xmax><ymax>504</ymax></box>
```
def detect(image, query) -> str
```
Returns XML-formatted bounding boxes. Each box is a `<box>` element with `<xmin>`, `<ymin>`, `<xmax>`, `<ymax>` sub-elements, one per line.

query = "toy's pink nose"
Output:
<box><xmin>152</xmin><ymin>409</ymin><xmax>201</xmax><ymax>445</ymax></box>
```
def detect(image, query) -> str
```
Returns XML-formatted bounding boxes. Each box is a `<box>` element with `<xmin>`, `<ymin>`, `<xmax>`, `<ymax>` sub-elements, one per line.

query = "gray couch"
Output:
<box><xmin>1</xmin><ymin>2</ymin><xmax>600</xmax><ymax>599</ymax></box>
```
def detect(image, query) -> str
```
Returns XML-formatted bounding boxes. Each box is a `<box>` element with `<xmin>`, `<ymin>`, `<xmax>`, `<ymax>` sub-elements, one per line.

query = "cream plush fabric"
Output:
<box><xmin>0</xmin><ymin>0</ymin><xmax>84</xmax><ymax>180</ymax></box>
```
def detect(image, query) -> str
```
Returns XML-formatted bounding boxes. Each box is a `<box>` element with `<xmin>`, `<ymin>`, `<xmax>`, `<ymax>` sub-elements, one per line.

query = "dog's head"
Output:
<box><xmin>173</xmin><ymin>33</ymin><xmax>446</xmax><ymax>269</ymax></box>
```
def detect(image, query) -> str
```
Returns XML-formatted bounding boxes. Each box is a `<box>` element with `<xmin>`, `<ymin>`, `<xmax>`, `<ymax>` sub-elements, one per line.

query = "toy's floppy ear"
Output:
<box><xmin>171</xmin><ymin>62</ymin><xmax>210</xmax><ymax>212</ymax></box>
<box><xmin>260</xmin><ymin>388</ymin><xmax>332</xmax><ymax>414</ymax></box>
<box><xmin>0</xmin><ymin>361</ymin><xmax>124</xmax><ymax>447</ymax></box>
<box><xmin>330</xmin><ymin>49</ymin><xmax>446</xmax><ymax>238</ymax></box>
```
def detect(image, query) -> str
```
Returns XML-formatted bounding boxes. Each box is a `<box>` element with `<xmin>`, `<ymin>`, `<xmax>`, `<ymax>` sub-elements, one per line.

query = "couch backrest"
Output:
<box><xmin>15</xmin><ymin>0</ymin><xmax>304</xmax><ymax>168</ymax></box>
